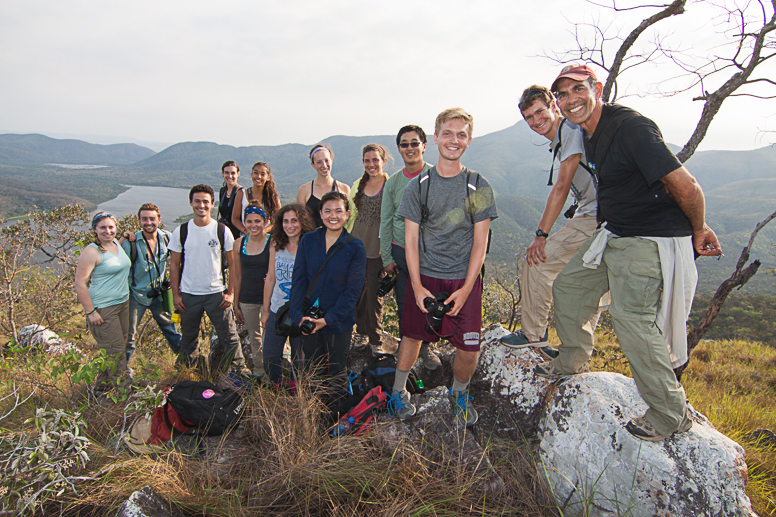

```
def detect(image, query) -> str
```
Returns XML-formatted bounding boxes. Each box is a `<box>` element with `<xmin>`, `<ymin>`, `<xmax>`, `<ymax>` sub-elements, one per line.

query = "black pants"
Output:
<box><xmin>301</xmin><ymin>330</ymin><xmax>351</xmax><ymax>409</ymax></box>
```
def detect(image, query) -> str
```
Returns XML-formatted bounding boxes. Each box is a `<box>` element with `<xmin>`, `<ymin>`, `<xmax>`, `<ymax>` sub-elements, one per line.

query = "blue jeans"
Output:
<box><xmin>127</xmin><ymin>294</ymin><xmax>182</xmax><ymax>363</ymax></box>
<box><xmin>263</xmin><ymin>311</ymin><xmax>302</xmax><ymax>384</ymax></box>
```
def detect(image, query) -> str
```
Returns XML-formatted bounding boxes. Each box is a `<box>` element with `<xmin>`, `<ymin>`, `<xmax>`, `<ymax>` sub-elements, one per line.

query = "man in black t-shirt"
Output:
<box><xmin>535</xmin><ymin>64</ymin><xmax>722</xmax><ymax>442</ymax></box>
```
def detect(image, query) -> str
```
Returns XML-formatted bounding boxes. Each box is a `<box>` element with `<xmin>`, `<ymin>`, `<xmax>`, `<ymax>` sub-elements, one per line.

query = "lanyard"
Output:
<box><xmin>142</xmin><ymin>232</ymin><xmax>163</xmax><ymax>282</ymax></box>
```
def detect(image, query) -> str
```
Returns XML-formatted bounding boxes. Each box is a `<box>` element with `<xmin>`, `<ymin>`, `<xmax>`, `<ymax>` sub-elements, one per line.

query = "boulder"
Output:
<box><xmin>115</xmin><ymin>486</ymin><xmax>184</xmax><ymax>517</ymax></box>
<box><xmin>15</xmin><ymin>324</ymin><xmax>81</xmax><ymax>355</ymax></box>
<box><xmin>537</xmin><ymin>372</ymin><xmax>754</xmax><ymax>516</ymax></box>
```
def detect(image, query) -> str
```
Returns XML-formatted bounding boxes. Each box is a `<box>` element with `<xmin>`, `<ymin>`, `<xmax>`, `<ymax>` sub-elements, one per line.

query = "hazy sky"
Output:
<box><xmin>1</xmin><ymin>0</ymin><xmax>774</xmax><ymax>151</ymax></box>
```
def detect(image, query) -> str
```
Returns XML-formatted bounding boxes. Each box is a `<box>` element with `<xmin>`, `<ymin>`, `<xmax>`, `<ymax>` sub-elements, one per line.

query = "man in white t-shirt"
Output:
<box><xmin>168</xmin><ymin>184</ymin><xmax>247</xmax><ymax>372</ymax></box>
<box><xmin>500</xmin><ymin>85</ymin><xmax>604</xmax><ymax>352</ymax></box>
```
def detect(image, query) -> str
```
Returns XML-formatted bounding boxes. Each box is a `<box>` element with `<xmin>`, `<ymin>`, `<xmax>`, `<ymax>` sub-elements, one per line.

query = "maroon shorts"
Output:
<box><xmin>402</xmin><ymin>274</ymin><xmax>482</xmax><ymax>352</ymax></box>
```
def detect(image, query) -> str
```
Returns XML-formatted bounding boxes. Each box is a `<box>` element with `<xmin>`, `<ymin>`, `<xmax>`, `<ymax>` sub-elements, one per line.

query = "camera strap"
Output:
<box><xmin>427</xmin><ymin>313</ymin><xmax>460</xmax><ymax>341</ymax></box>
<box><xmin>302</xmin><ymin>234</ymin><xmax>354</xmax><ymax>310</ymax></box>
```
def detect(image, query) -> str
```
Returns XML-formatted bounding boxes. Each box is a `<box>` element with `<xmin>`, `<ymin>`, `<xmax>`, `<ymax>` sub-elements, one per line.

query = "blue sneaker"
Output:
<box><xmin>500</xmin><ymin>328</ymin><xmax>548</xmax><ymax>348</ymax></box>
<box><xmin>449</xmin><ymin>388</ymin><xmax>478</xmax><ymax>427</ymax></box>
<box><xmin>388</xmin><ymin>389</ymin><xmax>416</xmax><ymax>419</ymax></box>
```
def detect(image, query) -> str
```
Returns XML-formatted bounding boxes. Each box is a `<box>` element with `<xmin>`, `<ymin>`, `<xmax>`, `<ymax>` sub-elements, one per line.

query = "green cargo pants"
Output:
<box><xmin>551</xmin><ymin>234</ymin><xmax>690</xmax><ymax>436</ymax></box>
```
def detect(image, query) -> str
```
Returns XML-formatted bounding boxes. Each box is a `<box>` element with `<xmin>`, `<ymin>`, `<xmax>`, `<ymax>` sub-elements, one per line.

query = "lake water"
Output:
<box><xmin>95</xmin><ymin>185</ymin><xmax>192</xmax><ymax>223</ymax></box>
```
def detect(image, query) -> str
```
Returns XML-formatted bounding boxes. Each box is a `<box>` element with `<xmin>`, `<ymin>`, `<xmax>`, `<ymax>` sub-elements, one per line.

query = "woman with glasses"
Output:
<box><xmin>345</xmin><ymin>144</ymin><xmax>391</xmax><ymax>350</ymax></box>
<box><xmin>296</xmin><ymin>144</ymin><xmax>350</xmax><ymax>228</ymax></box>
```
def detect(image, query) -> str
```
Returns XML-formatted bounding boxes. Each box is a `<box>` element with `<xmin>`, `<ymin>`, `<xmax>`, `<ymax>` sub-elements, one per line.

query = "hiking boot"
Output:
<box><xmin>387</xmin><ymin>389</ymin><xmax>416</xmax><ymax>419</ymax></box>
<box><xmin>500</xmin><ymin>328</ymin><xmax>548</xmax><ymax>348</ymax></box>
<box><xmin>626</xmin><ymin>416</ymin><xmax>693</xmax><ymax>442</ymax></box>
<box><xmin>449</xmin><ymin>388</ymin><xmax>478</xmax><ymax>427</ymax></box>
<box><xmin>537</xmin><ymin>345</ymin><xmax>559</xmax><ymax>361</ymax></box>
<box><xmin>534</xmin><ymin>360</ymin><xmax>589</xmax><ymax>380</ymax></box>
<box><xmin>419</xmin><ymin>342</ymin><xmax>442</xmax><ymax>371</ymax></box>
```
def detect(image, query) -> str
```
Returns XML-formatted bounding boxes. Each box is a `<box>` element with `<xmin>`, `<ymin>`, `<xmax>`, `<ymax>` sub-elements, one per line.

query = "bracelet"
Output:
<box><xmin>85</xmin><ymin>309</ymin><xmax>97</xmax><ymax>316</ymax></box>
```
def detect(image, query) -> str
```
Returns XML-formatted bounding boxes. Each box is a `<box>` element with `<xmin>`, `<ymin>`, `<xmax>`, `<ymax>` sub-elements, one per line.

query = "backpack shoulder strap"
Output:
<box><xmin>129</xmin><ymin>238</ymin><xmax>138</xmax><ymax>287</ymax></box>
<box><xmin>179</xmin><ymin>222</ymin><xmax>189</xmax><ymax>275</ymax></box>
<box><xmin>217</xmin><ymin>222</ymin><xmax>226</xmax><ymax>251</ymax></box>
<box><xmin>246</xmin><ymin>187</ymin><xmax>253</xmax><ymax>202</ymax></box>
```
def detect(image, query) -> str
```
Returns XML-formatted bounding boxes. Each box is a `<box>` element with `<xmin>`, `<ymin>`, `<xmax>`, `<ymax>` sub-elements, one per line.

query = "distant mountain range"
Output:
<box><xmin>0</xmin><ymin>134</ymin><xmax>155</xmax><ymax>166</ymax></box>
<box><xmin>1</xmin><ymin>129</ymin><xmax>775</xmax><ymax>294</ymax></box>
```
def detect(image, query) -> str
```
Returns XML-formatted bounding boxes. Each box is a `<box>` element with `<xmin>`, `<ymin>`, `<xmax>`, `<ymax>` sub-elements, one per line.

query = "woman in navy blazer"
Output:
<box><xmin>289</xmin><ymin>191</ymin><xmax>366</xmax><ymax>406</ymax></box>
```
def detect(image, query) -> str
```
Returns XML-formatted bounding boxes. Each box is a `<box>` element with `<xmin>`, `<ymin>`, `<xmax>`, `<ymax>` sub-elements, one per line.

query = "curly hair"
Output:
<box><xmin>354</xmin><ymin>144</ymin><xmax>390</xmax><ymax>211</ymax></box>
<box><xmin>250</xmin><ymin>161</ymin><xmax>281</xmax><ymax>221</ymax></box>
<box><xmin>271</xmin><ymin>203</ymin><xmax>315</xmax><ymax>252</ymax></box>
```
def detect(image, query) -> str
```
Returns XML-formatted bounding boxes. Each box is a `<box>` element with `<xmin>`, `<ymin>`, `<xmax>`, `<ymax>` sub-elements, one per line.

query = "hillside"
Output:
<box><xmin>0</xmin><ymin>133</ymin><xmax>156</xmax><ymax>166</ymax></box>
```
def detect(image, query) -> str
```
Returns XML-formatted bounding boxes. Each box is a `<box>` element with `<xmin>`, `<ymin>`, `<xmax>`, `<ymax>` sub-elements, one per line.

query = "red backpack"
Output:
<box><xmin>332</xmin><ymin>386</ymin><xmax>389</xmax><ymax>437</ymax></box>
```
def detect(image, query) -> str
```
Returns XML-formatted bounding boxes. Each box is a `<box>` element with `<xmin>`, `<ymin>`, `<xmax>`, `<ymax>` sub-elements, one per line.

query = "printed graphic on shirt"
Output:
<box><xmin>277</xmin><ymin>261</ymin><xmax>294</xmax><ymax>297</ymax></box>
<box><xmin>208</xmin><ymin>239</ymin><xmax>219</xmax><ymax>248</ymax></box>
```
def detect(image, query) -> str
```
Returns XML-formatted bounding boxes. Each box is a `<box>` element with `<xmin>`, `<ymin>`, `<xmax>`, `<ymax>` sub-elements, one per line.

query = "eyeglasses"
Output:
<box><xmin>399</xmin><ymin>141</ymin><xmax>422</xmax><ymax>149</ymax></box>
<box><xmin>519</xmin><ymin>88</ymin><xmax>548</xmax><ymax>105</ymax></box>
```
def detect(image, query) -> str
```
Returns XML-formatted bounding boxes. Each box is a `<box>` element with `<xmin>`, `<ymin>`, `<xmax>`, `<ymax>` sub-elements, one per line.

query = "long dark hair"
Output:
<box><xmin>250</xmin><ymin>161</ymin><xmax>281</xmax><ymax>220</ymax></box>
<box><xmin>271</xmin><ymin>203</ymin><xmax>314</xmax><ymax>252</ymax></box>
<box><xmin>354</xmin><ymin>144</ymin><xmax>390</xmax><ymax>211</ymax></box>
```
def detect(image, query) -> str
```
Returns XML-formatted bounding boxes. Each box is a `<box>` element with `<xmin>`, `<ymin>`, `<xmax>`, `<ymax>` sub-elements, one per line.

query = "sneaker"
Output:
<box><xmin>419</xmin><ymin>342</ymin><xmax>442</xmax><ymax>371</ymax></box>
<box><xmin>387</xmin><ymin>389</ymin><xmax>416</xmax><ymax>419</ymax></box>
<box><xmin>534</xmin><ymin>360</ymin><xmax>589</xmax><ymax>380</ymax></box>
<box><xmin>537</xmin><ymin>345</ymin><xmax>559</xmax><ymax>361</ymax></box>
<box><xmin>626</xmin><ymin>416</ymin><xmax>693</xmax><ymax>442</ymax></box>
<box><xmin>500</xmin><ymin>328</ymin><xmax>548</xmax><ymax>348</ymax></box>
<box><xmin>449</xmin><ymin>388</ymin><xmax>478</xmax><ymax>427</ymax></box>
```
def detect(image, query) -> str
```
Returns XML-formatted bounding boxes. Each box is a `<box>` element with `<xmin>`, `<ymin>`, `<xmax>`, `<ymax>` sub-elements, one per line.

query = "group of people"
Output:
<box><xmin>75</xmin><ymin>63</ymin><xmax>721</xmax><ymax>441</ymax></box>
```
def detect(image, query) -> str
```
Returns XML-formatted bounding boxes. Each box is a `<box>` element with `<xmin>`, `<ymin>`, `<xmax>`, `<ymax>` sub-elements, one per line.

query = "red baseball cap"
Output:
<box><xmin>551</xmin><ymin>64</ymin><xmax>598</xmax><ymax>92</ymax></box>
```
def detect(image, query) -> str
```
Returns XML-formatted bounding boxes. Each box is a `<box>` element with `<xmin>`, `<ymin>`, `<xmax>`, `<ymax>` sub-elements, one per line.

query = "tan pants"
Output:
<box><xmin>356</xmin><ymin>257</ymin><xmax>385</xmax><ymax>346</ymax></box>
<box><xmin>240</xmin><ymin>302</ymin><xmax>264</xmax><ymax>375</ymax></box>
<box><xmin>521</xmin><ymin>215</ymin><xmax>602</xmax><ymax>341</ymax></box>
<box><xmin>88</xmin><ymin>301</ymin><xmax>130</xmax><ymax>390</ymax></box>
<box><xmin>552</xmin><ymin>235</ymin><xmax>690</xmax><ymax>436</ymax></box>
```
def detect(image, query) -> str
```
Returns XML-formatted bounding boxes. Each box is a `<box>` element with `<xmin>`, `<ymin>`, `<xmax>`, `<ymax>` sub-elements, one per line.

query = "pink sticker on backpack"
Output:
<box><xmin>202</xmin><ymin>389</ymin><xmax>215</xmax><ymax>399</ymax></box>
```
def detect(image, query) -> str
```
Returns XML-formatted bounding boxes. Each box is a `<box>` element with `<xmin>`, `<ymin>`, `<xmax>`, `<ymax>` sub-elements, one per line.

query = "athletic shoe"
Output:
<box><xmin>500</xmin><ymin>328</ymin><xmax>548</xmax><ymax>348</ymax></box>
<box><xmin>387</xmin><ymin>389</ymin><xmax>416</xmax><ymax>419</ymax></box>
<box><xmin>625</xmin><ymin>416</ymin><xmax>693</xmax><ymax>442</ymax></box>
<box><xmin>534</xmin><ymin>360</ymin><xmax>589</xmax><ymax>380</ymax></box>
<box><xmin>449</xmin><ymin>388</ymin><xmax>478</xmax><ymax>427</ymax></box>
<box><xmin>419</xmin><ymin>342</ymin><xmax>442</xmax><ymax>370</ymax></box>
<box><xmin>537</xmin><ymin>345</ymin><xmax>559</xmax><ymax>361</ymax></box>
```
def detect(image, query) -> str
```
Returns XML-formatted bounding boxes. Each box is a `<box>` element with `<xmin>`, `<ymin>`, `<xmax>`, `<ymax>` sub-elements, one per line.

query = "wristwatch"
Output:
<box><xmin>535</xmin><ymin>229</ymin><xmax>549</xmax><ymax>238</ymax></box>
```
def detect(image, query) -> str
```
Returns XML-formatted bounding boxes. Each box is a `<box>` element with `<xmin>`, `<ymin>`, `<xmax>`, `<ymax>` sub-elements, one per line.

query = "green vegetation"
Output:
<box><xmin>689</xmin><ymin>294</ymin><xmax>776</xmax><ymax>344</ymax></box>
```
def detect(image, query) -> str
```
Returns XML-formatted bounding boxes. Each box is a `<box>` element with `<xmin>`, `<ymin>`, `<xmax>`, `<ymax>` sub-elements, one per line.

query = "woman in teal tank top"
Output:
<box><xmin>75</xmin><ymin>212</ymin><xmax>132</xmax><ymax>393</ymax></box>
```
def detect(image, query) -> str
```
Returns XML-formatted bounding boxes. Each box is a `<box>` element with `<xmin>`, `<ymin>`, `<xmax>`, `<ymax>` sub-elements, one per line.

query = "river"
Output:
<box><xmin>95</xmin><ymin>185</ymin><xmax>192</xmax><ymax>224</ymax></box>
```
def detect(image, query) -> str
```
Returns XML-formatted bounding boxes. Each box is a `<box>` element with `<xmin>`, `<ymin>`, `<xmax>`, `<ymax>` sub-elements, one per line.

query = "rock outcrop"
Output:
<box><xmin>115</xmin><ymin>486</ymin><xmax>184</xmax><ymax>517</ymax></box>
<box><xmin>15</xmin><ymin>325</ymin><xmax>81</xmax><ymax>355</ymax></box>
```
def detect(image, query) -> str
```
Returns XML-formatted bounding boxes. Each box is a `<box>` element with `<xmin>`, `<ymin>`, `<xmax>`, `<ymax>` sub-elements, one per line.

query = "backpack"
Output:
<box><xmin>179</xmin><ymin>220</ymin><xmax>228</xmax><ymax>285</ymax></box>
<box><xmin>332</xmin><ymin>385</ymin><xmax>389</xmax><ymax>436</ymax></box>
<box><xmin>165</xmin><ymin>380</ymin><xmax>245</xmax><ymax>436</ymax></box>
<box><xmin>418</xmin><ymin>168</ymin><xmax>492</xmax><ymax>275</ymax></box>
<box><xmin>357</xmin><ymin>353</ymin><xmax>425</xmax><ymax>396</ymax></box>
<box><xmin>129</xmin><ymin>230</ymin><xmax>170</xmax><ymax>288</ymax></box>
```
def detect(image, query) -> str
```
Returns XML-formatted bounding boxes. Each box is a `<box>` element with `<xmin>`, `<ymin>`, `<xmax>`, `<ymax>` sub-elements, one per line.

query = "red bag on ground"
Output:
<box><xmin>332</xmin><ymin>386</ymin><xmax>389</xmax><ymax>437</ymax></box>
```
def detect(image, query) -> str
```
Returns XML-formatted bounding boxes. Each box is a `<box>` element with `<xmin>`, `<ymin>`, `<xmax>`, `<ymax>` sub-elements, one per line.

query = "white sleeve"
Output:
<box><xmin>560</xmin><ymin>121</ymin><xmax>585</xmax><ymax>163</ymax></box>
<box><xmin>167</xmin><ymin>225</ymin><xmax>183</xmax><ymax>253</ymax></box>
<box><xmin>223</xmin><ymin>226</ymin><xmax>235</xmax><ymax>252</ymax></box>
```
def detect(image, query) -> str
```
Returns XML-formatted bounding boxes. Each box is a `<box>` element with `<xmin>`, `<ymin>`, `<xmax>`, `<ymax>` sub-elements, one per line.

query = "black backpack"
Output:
<box><xmin>178</xmin><ymin>220</ymin><xmax>228</xmax><ymax>285</ymax></box>
<box><xmin>357</xmin><ymin>353</ymin><xmax>425</xmax><ymax>396</ymax></box>
<box><xmin>165</xmin><ymin>380</ymin><xmax>245</xmax><ymax>436</ymax></box>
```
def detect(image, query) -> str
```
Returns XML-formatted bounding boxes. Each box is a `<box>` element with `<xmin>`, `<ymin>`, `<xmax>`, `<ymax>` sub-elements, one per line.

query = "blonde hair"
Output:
<box><xmin>435</xmin><ymin>107</ymin><xmax>474</xmax><ymax>138</ymax></box>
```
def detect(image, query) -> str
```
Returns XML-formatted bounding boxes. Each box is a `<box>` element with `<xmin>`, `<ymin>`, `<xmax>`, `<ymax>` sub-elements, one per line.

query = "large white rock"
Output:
<box><xmin>537</xmin><ymin>372</ymin><xmax>754</xmax><ymax>517</ymax></box>
<box><xmin>16</xmin><ymin>325</ymin><xmax>81</xmax><ymax>356</ymax></box>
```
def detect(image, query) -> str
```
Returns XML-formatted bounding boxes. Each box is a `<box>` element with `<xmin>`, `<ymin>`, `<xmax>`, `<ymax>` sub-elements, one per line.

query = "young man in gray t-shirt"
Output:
<box><xmin>389</xmin><ymin>108</ymin><xmax>498</xmax><ymax>427</ymax></box>
<box><xmin>500</xmin><ymin>85</ymin><xmax>604</xmax><ymax>352</ymax></box>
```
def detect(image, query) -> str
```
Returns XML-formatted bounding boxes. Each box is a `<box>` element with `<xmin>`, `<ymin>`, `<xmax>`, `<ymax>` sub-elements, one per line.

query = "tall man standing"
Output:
<box><xmin>121</xmin><ymin>203</ymin><xmax>181</xmax><ymax>363</ymax></box>
<box><xmin>169</xmin><ymin>184</ymin><xmax>248</xmax><ymax>373</ymax></box>
<box><xmin>500</xmin><ymin>85</ymin><xmax>603</xmax><ymax>353</ymax></box>
<box><xmin>537</xmin><ymin>64</ymin><xmax>722</xmax><ymax>441</ymax></box>
<box><xmin>389</xmin><ymin>108</ymin><xmax>498</xmax><ymax>427</ymax></box>
<box><xmin>380</xmin><ymin>125</ymin><xmax>440</xmax><ymax>369</ymax></box>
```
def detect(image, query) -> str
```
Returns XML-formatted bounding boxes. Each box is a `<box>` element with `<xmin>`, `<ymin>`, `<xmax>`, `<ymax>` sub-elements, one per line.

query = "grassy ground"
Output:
<box><xmin>2</xmin><ymin>313</ymin><xmax>775</xmax><ymax>515</ymax></box>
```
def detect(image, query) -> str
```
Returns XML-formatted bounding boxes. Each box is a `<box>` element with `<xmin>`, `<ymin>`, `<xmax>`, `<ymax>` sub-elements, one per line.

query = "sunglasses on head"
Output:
<box><xmin>399</xmin><ymin>141</ymin><xmax>422</xmax><ymax>149</ymax></box>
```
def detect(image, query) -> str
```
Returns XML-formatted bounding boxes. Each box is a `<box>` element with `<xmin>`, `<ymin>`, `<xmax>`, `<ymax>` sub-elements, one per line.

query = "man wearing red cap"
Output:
<box><xmin>535</xmin><ymin>64</ymin><xmax>722</xmax><ymax>441</ymax></box>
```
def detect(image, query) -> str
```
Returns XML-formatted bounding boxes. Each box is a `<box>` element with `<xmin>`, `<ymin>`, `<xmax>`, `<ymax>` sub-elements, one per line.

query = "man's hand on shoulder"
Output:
<box><xmin>694</xmin><ymin>223</ymin><xmax>722</xmax><ymax>257</ymax></box>
<box><xmin>526</xmin><ymin>237</ymin><xmax>547</xmax><ymax>266</ymax></box>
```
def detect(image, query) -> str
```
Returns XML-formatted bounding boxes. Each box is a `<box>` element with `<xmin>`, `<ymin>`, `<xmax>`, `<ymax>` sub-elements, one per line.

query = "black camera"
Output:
<box><xmin>148</xmin><ymin>278</ymin><xmax>171</xmax><ymax>298</ymax></box>
<box><xmin>300</xmin><ymin>305</ymin><xmax>327</xmax><ymax>334</ymax></box>
<box><xmin>377</xmin><ymin>271</ymin><xmax>398</xmax><ymax>297</ymax></box>
<box><xmin>423</xmin><ymin>292</ymin><xmax>453</xmax><ymax>334</ymax></box>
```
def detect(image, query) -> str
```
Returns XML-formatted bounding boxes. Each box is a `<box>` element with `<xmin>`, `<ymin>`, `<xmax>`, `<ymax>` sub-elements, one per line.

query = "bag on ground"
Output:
<box><xmin>332</xmin><ymin>385</ymin><xmax>389</xmax><ymax>436</ymax></box>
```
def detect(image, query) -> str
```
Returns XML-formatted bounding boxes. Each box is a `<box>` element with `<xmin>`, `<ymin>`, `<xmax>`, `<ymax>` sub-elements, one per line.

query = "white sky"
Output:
<box><xmin>1</xmin><ymin>0</ymin><xmax>774</xmax><ymax>151</ymax></box>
